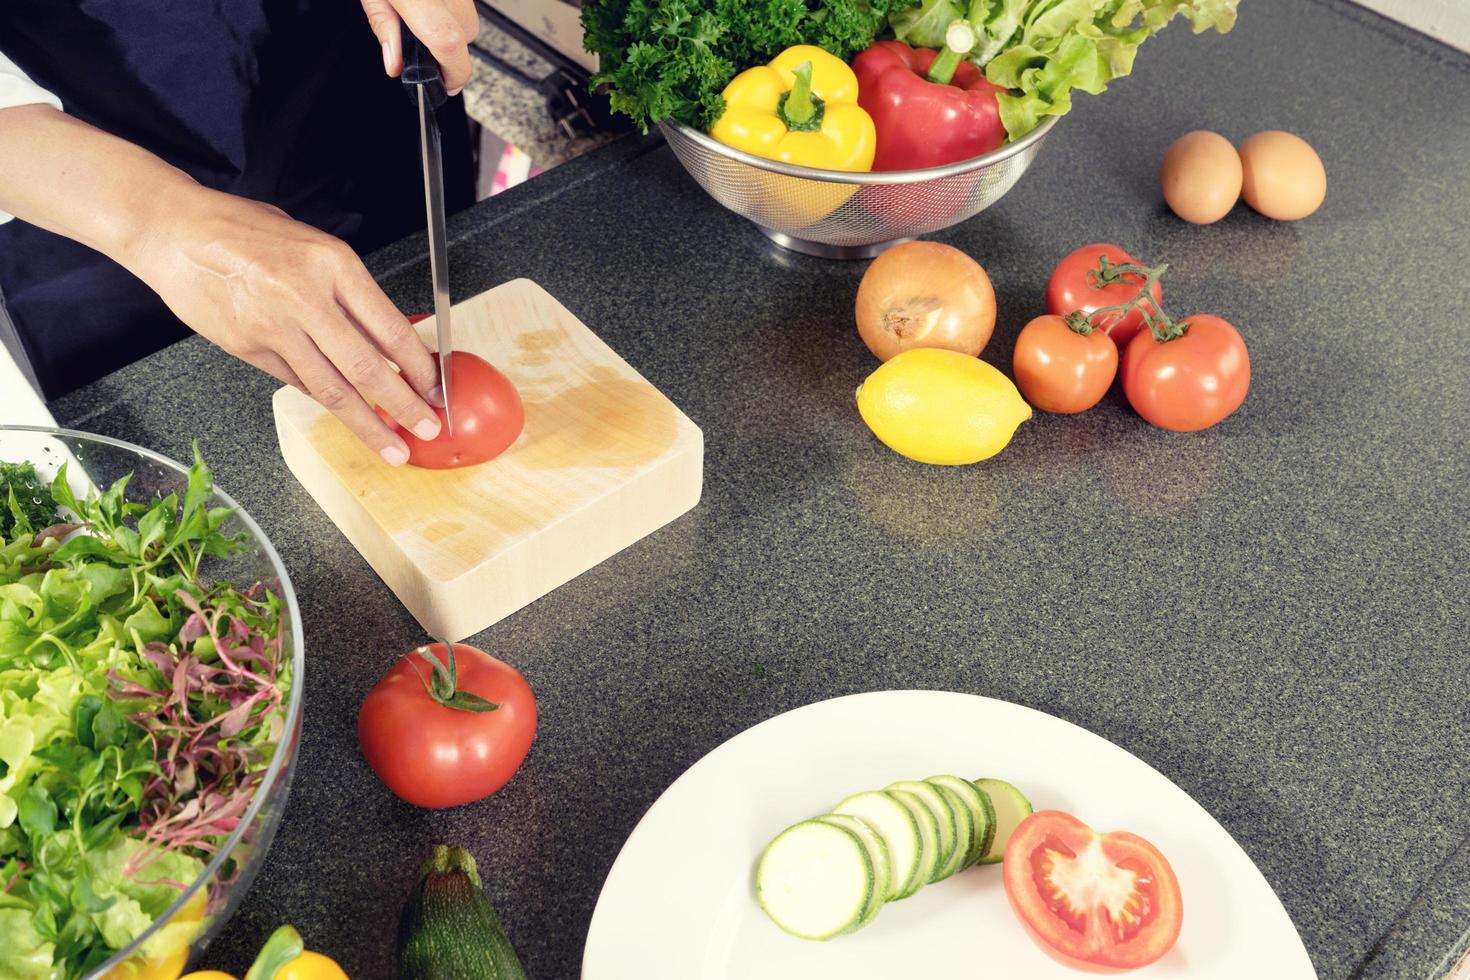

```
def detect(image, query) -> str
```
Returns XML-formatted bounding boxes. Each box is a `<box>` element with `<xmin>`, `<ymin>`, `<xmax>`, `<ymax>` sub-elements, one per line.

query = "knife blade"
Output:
<box><xmin>401</xmin><ymin>24</ymin><xmax>455</xmax><ymax>435</ymax></box>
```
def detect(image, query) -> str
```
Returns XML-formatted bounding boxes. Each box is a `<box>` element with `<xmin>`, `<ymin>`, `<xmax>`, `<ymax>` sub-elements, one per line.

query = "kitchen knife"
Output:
<box><xmin>401</xmin><ymin>24</ymin><xmax>455</xmax><ymax>434</ymax></box>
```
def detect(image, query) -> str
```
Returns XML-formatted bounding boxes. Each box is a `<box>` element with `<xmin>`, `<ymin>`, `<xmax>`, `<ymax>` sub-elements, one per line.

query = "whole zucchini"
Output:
<box><xmin>397</xmin><ymin>844</ymin><xmax>528</xmax><ymax>980</ymax></box>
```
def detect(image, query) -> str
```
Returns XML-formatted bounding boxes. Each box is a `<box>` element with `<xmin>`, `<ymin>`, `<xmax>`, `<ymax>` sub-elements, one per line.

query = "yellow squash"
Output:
<box><xmin>709</xmin><ymin>45</ymin><xmax>876</xmax><ymax>226</ymax></box>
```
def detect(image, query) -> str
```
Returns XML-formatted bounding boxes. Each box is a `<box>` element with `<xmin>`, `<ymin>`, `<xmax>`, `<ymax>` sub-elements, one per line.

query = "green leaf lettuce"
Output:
<box><xmin>988</xmin><ymin>0</ymin><xmax>1238</xmax><ymax>139</ymax></box>
<box><xmin>0</xmin><ymin>908</ymin><xmax>55</xmax><ymax>979</ymax></box>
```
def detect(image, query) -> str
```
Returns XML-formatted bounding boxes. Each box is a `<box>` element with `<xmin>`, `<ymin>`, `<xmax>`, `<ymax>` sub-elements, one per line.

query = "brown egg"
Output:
<box><xmin>1160</xmin><ymin>131</ymin><xmax>1243</xmax><ymax>224</ymax></box>
<box><xmin>1239</xmin><ymin>130</ymin><xmax>1326</xmax><ymax>220</ymax></box>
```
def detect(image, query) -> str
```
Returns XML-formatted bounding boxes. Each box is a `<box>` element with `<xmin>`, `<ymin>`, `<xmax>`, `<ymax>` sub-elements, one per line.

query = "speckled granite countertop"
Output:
<box><xmin>464</xmin><ymin>17</ymin><xmax>617</xmax><ymax>167</ymax></box>
<box><xmin>51</xmin><ymin>0</ymin><xmax>1470</xmax><ymax>977</ymax></box>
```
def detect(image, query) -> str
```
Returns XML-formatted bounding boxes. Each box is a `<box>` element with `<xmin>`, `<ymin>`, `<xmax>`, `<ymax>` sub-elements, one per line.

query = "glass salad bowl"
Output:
<box><xmin>0</xmin><ymin>425</ymin><xmax>304</xmax><ymax>980</ymax></box>
<box><xmin>660</xmin><ymin>114</ymin><xmax>1059</xmax><ymax>259</ymax></box>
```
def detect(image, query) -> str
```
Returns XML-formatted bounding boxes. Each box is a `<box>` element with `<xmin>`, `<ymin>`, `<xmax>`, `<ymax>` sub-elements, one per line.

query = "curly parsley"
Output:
<box><xmin>582</xmin><ymin>0</ymin><xmax>920</xmax><ymax>131</ymax></box>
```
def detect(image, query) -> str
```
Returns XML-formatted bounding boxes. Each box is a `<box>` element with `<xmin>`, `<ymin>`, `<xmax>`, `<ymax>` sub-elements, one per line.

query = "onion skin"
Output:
<box><xmin>855</xmin><ymin>241</ymin><xmax>996</xmax><ymax>362</ymax></box>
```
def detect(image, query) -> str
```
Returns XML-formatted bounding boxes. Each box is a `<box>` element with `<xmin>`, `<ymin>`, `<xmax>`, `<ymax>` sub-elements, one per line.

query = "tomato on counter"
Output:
<box><xmin>1046</xmin><ymin>244</ymin><xmax>1163</xmax><ymax>352</ymax></box>
<box><xmin>359</xmin><ymin>642</ymin><xmax>536</xmax><ymax>809</ymax></box>
<box><xmin>1003</xmin><ymin>810</ymin><xmax>1183</xmax><ymax>972</ymax></box>
<box><xmin>1122</xmin><ymin>314</ymin><xmax>1250</xmax><ymax>432</ymax></box>
<box><xmin>1012</xmin><ymin>314</ymin><xmax>1119</xmax><ymax>415</ymax></box>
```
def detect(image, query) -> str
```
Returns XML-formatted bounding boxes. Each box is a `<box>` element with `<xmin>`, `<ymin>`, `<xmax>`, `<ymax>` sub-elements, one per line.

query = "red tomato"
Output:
<box><xmin>1012</xmin><ymin>315</ymin><xmax>1119</xmax><ymax>414</ymax></box>
<box><xmin>1004</xmin><ymin>810</ymin><xmax>1183</xmax><ymax>972</ymax></box>
<box><xmin>376</xmin><ymin>350</ymin><xmax>524</xmax><ymax>468</ymax></box>
<box><xmin>1046</xmin><ymin>244</ymin><xmax>1163</xmax><ymax>351</ymax></box>
<box><xmin>358</xmin><ymin>642</ymin><xmax>536</xmax><ymax>809</ymax></box>
<box><xmin>1122</xmin><ymin>314</ymin><xmax>1250</xmax><ymax>432</ymax></box>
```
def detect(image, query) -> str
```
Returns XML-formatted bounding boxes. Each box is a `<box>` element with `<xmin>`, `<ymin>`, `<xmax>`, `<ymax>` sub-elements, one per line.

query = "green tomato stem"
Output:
<box><xmin>407</xmin><ymin>643</ymin><xmax>501</xmax><ymax>714</ymax></box>
<box><xmin>1072</xmin><ymin>259</ymin><xmax>1184</xmax><ymax>341</ymax></box>
<box><xmin>1063</xmin><ymin>311</ymin><xmax>1097</xmax><ymax>335</ymax></box>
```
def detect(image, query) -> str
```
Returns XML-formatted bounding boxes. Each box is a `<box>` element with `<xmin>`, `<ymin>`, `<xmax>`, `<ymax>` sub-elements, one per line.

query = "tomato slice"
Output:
<box><xmin>1003</xmin><ymin>810</ymin><xmax>1183</xmax><ymax>972</ymax></box>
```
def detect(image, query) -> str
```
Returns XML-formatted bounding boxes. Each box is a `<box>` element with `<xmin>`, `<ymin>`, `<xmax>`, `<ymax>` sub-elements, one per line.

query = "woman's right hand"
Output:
<box><xmin>361</xmin><ymin>0</ymin><xmax>479</xmax><ymax>95</ymax></box>
<box><xmin>124</xmin><ymin>186</ymin><xmax>443</xmax><ymax>465</ymax></box>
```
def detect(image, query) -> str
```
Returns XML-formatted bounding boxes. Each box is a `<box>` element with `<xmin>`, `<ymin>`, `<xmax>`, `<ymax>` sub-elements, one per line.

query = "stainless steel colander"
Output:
<box><xmin>660</xmin><ymin>115</ymin><xmax>1059</xmax><ymax>259</ymax></box>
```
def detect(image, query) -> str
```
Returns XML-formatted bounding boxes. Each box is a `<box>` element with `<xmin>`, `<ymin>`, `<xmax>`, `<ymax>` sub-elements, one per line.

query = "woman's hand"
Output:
<box><xmin>0</xmin><ymin>106</ymin><xmax>442</xmax><ymax>464</ymax></box>
<box><xmin>361</xmin><ymin>0</ymin><xmax>479</xmax><ymax>95</ymax></box>
<box><xmin>125</xmin><ymin>187</ymin><xmax>444</xmax><ymax>465</ymax></box>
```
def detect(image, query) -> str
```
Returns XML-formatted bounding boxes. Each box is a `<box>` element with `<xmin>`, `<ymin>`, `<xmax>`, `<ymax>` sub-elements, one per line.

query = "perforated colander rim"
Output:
<box><xmin>659</xmin><ymin>114</ymin><xmax>1060</xmax><ymax>185</ymax></box>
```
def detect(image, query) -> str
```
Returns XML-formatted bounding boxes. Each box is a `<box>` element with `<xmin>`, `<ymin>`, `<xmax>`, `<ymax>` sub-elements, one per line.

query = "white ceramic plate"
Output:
<box><xmin>583</xmin><ymin>690</ymin><xmax>1313</xmax><ymax>979</ymax></box>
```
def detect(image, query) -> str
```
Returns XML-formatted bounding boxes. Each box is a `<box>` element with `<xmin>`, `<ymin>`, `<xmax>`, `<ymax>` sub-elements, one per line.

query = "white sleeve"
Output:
<box><xmin>1</xmin><ymin>50</ymin><xmax>64</xmax><ymax>224</ymax></box>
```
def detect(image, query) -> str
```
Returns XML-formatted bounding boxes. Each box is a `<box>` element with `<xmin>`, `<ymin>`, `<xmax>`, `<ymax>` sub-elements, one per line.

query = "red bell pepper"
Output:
<box><xmin>853</xmin><ymin>26</ymin><xmax>1007</xmax><ymax>172</ymax></box>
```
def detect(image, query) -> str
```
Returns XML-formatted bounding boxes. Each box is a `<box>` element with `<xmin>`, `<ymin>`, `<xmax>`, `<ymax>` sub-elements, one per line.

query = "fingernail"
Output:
<box><xmin>447</xmin><ymin>85</ymin><xmax>464</xmax><ymax>98</ymax></box>
<box><xmin>413</xmin><ymin>418</ymin><xmax>441</xmax><ymax>441</ymax></box>
<box><xmin>427</xmin><ymin>385</ymin><xmax>446</xmax><ymax>408</ymax></box>
<box><xmin>380</xmin><ymin>444</ymin><xmax>410</xmax><ymax>467</ymax></box>
<box><xmin>382</xmin><ymin>40</ymin><xmax>393</xmax><ymax>75</ymax></box>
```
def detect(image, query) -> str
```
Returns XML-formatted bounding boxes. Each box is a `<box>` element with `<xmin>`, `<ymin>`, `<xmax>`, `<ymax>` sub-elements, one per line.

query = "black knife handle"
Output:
<box><xmin>400</xmin><ymin>22</ymin><xmax>448</xmax><ymax>108</ymax></box>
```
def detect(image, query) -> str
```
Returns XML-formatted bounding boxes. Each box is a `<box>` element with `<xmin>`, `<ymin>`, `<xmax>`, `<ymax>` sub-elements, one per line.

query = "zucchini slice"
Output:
<box><xmin>757</xmin><ymin>820</ymin><xmax>877</xmax><ymax>940</ymax></box>
<box><xmin>888</xmin><ymin>780</ymin><xmax>960</xmax><ymax>882</ymax></box>
<box><xmin>816</xmin><ymin>814</ymin><xmax>891</xmax><ymax>927</ymax></box>
<box><xmin>972</xmin><ymin>778</ymin><xmax>1034</xmax><ymax>866</ymax></box>
<box><xmin>928</xmin><ymin>781</ymin><xmax>978</xmax><ymax>874</ymax></box>
<box><xmin>926</xmin><ymin>775</ymin><xmax>995</xmax><ymax>869</ymax></box>
<box><xmin>831</xmin><ymin>791</ymin><xmax>921</xmax><ymax>901</ymax></box>
<box><xmin>884</xmin><ymin>789</ymin><xmax>941</xmax><ymax>898</ymax></box>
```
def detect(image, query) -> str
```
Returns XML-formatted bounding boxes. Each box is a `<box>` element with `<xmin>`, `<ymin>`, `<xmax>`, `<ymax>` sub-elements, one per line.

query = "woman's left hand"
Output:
<box><xmin>361</xmin><ymin>0</ymin><xmax>479</xmax><ymax>96</ymax></box>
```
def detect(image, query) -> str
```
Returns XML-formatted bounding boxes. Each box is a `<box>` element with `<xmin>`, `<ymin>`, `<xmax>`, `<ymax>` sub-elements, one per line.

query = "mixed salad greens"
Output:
<box><xmin>584</xmin><ymin>0</ymin><xmax>1237</xmax><ymax>139</ymax></box>
<box><xmin>0</xmin><ymin>451</ymin><xmax>290</xmax><ymax>978</ymax></box>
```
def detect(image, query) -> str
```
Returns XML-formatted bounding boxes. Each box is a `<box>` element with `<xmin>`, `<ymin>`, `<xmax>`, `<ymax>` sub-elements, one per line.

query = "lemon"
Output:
<box><xmin>856</xmin><ymin>348</ymin><xmax>1032</xmax><ymax>465</ymax></box>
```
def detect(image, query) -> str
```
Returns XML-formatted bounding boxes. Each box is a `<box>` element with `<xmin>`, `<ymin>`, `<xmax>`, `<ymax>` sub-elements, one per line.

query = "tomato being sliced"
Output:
<box><xmin>376</xmin><ymin>348</ymin><xmax>525</xmax><ymax>469</ymax></box>
<box><xmin>1003</xmin><ymin>810</ymin><xmax>1183</xmax><ymax>972</ymax></box>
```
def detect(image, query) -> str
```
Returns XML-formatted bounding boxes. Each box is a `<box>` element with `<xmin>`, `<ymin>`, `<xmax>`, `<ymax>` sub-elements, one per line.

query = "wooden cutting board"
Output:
<box><xmin>272</xmin><ymin>279</ymin><xmax>703</xmax><ymax>641</ymax></box>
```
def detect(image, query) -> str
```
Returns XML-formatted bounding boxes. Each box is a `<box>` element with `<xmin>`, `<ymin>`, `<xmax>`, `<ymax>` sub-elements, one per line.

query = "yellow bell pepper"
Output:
<box><xmin>709</xmin><ymin>44</ymin><xmax>876</xmax><ymax>227</ymax></box>
<box><xmin>176</xmin><ymin>925</ymin><xmax>347</xmax><ymax>980</ymax></box>
<box><xmin>711</xmin><ymin>44</ymin><xmax>876</xmax><ymax>172</ymax></box>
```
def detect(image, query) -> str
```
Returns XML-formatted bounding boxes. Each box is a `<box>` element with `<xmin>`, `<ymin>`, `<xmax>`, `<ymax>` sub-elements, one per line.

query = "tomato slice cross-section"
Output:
<box><xmin>1003</xmin><ymin>810</ymin><xmax>1183</xmax><ymax>972</ymax></box>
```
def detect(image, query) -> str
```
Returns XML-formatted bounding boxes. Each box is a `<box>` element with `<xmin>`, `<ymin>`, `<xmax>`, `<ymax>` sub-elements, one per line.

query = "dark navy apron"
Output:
<box><xmin>0</xmin><ymin>0</ymin><xmax>474</xmax><ymax>399</ymax></box>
